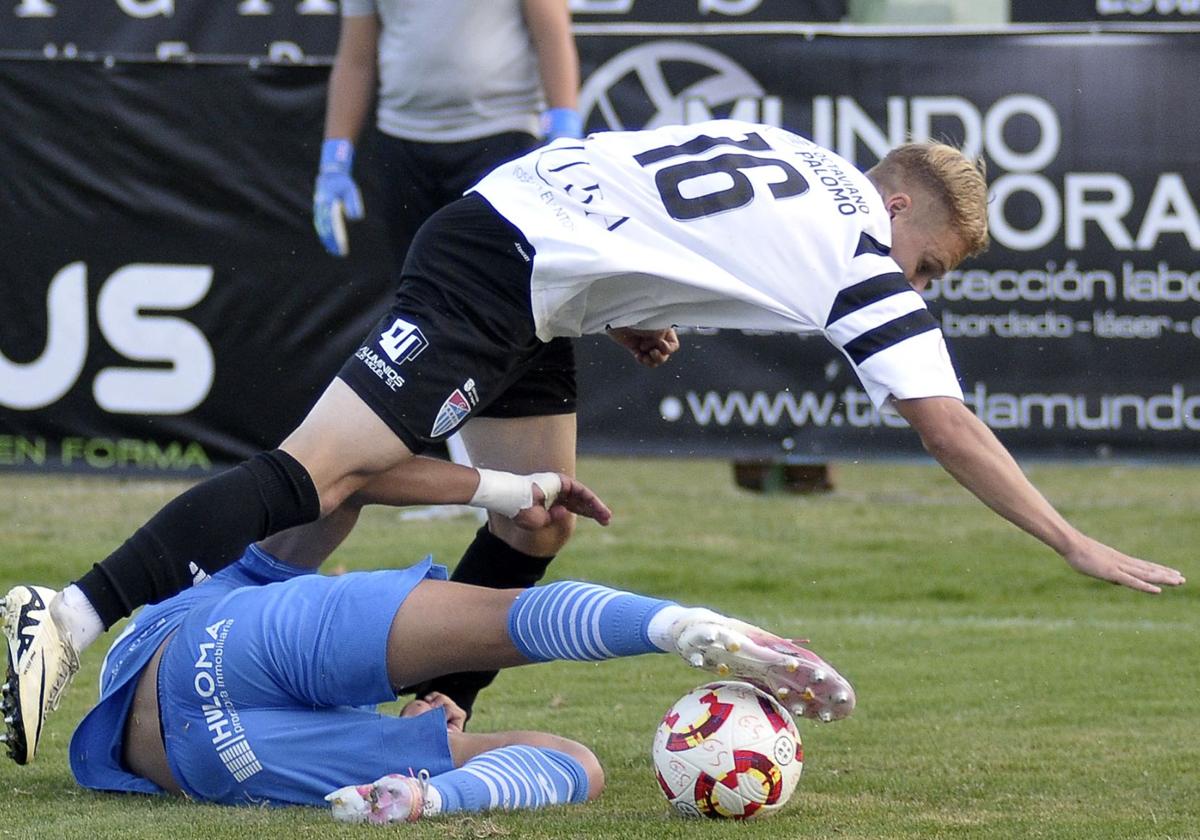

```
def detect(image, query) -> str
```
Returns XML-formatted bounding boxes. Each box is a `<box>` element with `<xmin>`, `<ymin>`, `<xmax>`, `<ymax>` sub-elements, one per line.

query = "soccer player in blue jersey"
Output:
<box><xmin>63</xmin><ymin>459</ymin><xmax>853</xmax><ymax>824</ymax></box>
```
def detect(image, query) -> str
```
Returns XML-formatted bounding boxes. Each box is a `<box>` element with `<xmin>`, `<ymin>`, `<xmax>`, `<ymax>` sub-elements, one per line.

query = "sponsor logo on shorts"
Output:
<box><xmin>379</xmin><ymin>317</ymin><xmax>429</xmax><ymax>364</ymax></box>
<box><xmin>431</xmin><ymin>383</ymin><xmax>474</xmax><ymax>437</ymax></box>
<box><xmin>192</xmin><ymin>618</ymin><xmax>263</xmax><ymax>784</ymax></box>
<box><xmin>355</xmin><ymin>346</ymin><xmax>405</xmax><ymax>392</ymax></box>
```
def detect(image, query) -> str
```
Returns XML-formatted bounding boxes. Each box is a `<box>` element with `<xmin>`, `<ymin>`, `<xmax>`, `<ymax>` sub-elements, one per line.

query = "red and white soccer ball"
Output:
<box><xmin>652</xmin><ymin>680</ymin><xmax>803</xmax><ymax>820</ymax></box>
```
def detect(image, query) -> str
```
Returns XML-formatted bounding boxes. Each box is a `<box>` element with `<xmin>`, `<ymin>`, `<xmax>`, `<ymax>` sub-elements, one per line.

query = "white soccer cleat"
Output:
<box><xmin>670</xmin><ymin>612</ymin><xmax>856</xmax><ymax>722</ymax></box>
<box><xmin>327</xmin><ymin>772</ymin><xmax>428</xmax><ymax>825</ymax></box>
<box><xmin>2</xmin><ymin>585</ymin><xmax>81</xmax><ymax>765</ymax></box>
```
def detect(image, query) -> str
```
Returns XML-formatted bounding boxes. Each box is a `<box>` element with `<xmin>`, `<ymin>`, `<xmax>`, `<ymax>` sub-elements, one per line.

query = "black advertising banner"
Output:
<box><xmin>1010</xmin><ymin>0</ymin><xmax>1200</xmax><ymax>22</ymax></box>
<box><xmin>0</xmin><ymin>61</ymin><xmax>396</xmax><ymax>474</ymax></box>
<box><xmin>0</xmin><ymin>1</ymin><xmax>339</xmax><ymax>60</ymax></box>
<box><xmin>3</xmin><ymin>31</ymin><xmax>1200</xmax><ymax>475</ymax></box>
<box><xmin>569</xmin><ymin>32</ymin><xmax>1200</xmax><ymax>460</ymax></box>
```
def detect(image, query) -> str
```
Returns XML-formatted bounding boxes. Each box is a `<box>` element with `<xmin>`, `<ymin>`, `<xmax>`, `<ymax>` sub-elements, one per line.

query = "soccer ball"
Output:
<box><xmin>651</xmin><ymin>680</ymin><xmax>803</xmax><ymax>819</ymax></box>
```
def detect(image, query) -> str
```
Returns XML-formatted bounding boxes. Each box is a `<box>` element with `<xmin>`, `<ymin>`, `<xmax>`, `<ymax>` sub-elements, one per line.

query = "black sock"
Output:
<box><xmin>449</xmin><ymin>524</ymin><xmax>555</xmax><ymax>589</ymax></box>
<box><xmin>75</xmin><ymin>449</ymin><xmax>320</xmax><ymax>628</ymax></box>
<box><xmin>414</xmin><ymin>525</ymin><xmax>555</xmax><ymax>715</ymax></box>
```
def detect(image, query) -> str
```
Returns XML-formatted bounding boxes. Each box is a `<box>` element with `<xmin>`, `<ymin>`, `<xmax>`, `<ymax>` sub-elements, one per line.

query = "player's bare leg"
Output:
<box><xmin>383</xmin><ymin>579</ymin><xmax>854</xmax><ymax>723</ymax></box>
<box><xmin>280</xmin><ymin>378</ymin><xmax>419</xmax><ymax>516</ymax></box>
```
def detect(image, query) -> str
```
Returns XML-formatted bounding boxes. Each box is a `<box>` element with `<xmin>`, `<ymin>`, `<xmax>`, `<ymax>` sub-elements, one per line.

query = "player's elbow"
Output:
<box><xmin>901</xmin><ymin>398</ymin><xmax>976</xmax><ymax>462</ymax></box>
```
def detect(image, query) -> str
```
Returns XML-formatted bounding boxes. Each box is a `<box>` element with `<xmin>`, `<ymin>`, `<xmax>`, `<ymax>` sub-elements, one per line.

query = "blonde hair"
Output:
<box><xmin>867</xmin><ymin>142</ymin><xmax>989</xmax><ymax>260</ymax></box>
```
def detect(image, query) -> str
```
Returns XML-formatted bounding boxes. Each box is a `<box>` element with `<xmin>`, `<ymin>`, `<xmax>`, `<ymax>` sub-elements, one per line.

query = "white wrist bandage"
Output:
<box><xmin>469</xmin><ymin>469</ymin><xmax>562</xmax><ymax>518</ymax></box>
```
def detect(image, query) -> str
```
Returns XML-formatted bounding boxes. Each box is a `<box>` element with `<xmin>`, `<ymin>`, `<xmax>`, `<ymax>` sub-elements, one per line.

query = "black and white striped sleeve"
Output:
<box><xmin>823</xmin><ymin>232</ymin><xmax>963</xmax><ymax>408</ymax></box>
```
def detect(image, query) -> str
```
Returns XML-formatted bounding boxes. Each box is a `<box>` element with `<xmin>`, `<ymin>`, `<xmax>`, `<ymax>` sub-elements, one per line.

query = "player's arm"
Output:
<box><xmin>522</xmin><ymin>0</ymin><xmax>582</xmax><ymax>139</ymax></box>
<box><xmin>313</xmin><ymin>13</ymin><xmax>379</xmax><ymax>256</ymax></box>
<box><xmin>894</xmin><ymin>395</ymin><xmax>1185</xmax><ymax>593</ymax></box>
<box><xmin>323</xmin><ymin>13</ymin><xmax>380</xmax><ymax>143</ymax></box>
<box><xmin>258</xmin><ymin>458</ymin><xmax>611</xmax><ymax>571</ymax></box>
<box><xmin>350</xmin><ymin>456</ymin><xmax>612</xmax><ymax>528</ymax></box>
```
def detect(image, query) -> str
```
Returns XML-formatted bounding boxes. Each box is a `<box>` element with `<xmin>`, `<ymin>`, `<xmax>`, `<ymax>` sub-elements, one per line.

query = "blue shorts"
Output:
<box><xmin>156</xmin><ymin>561</ymin><xmax>455</xmax><ymax>807</ymax></box>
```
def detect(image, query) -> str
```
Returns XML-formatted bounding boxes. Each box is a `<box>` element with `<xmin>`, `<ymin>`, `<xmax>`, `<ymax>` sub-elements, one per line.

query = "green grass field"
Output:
<box><xmin>1</xmin><ymin>459</ymin><xmax>1197</xmax><ymax>839</ymax></box>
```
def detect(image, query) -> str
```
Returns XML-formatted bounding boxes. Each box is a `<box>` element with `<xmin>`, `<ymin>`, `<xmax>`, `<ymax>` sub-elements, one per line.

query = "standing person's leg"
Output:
<box><xmin>374</xmin><ymin>131</ymin><xmax>448</xmax><ymax>278</ymax></box>
<box><xmin>374</xmin><ymin>130</ymin><xmax>538</xmax><ymax>278</ymax></box>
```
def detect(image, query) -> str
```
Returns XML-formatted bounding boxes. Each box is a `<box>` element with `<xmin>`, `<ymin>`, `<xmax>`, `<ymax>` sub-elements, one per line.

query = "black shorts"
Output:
<box><xmin>337</xmin><ymin>193</ymin><xmax>576</xmax><ymax>454</ymax></box>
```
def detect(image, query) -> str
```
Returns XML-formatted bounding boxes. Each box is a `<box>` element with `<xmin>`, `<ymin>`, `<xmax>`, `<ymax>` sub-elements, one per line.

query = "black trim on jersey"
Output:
<box><xmin>825</xmin><ymin>272</ymin><xmax>910</xmax><ymax>327</ymax></box>
<box><xmin>842</xmin><ymin>309</ymin><xmax>938</xmax><ymax>364</ymax></box>
<box><xmin>855</xmin><ymin>231</ymin><xmax>890</xmax><ymax>258</ymax></box>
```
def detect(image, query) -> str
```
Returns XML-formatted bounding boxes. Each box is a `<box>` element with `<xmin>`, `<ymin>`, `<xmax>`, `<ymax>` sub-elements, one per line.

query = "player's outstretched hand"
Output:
<box><xmin>606</xmin><ymin>326</ymin><xmax>680</xmax><ymax>368</ymax></box>
<box><xmin>1062</xmin><ymin>535</ymin><xmax>1185</xmax><ymax>594</ymax></box>
<box><xmin>513</xmin><ymin>473</ymin><xmax>613</xmax><ymax>530</ymax></box>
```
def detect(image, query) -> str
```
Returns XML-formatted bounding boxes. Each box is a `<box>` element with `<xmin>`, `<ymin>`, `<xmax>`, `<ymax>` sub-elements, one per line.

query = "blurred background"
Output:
<box><xmin>2</xmin><ymin>0</ymin><xmax>1198</xmax><ymax>479</ymax></box>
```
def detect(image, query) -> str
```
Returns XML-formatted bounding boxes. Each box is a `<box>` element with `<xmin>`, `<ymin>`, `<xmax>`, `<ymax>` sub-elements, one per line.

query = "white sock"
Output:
<box><xmin>50</xmin><ymin>585</ymin><xmax>105</xmax><ymax>654</ymax></box>
<box><xmin>645</xmin><ymin>606</ymin><xmax>724</xmax><ymax>651</ymax></box>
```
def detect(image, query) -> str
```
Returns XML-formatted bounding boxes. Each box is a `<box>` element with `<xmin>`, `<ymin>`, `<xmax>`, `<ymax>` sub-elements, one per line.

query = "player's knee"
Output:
<box><xmin>575</xmin><ymin>745</ymin><xmax>605</xmax><ymax>801</ymax></box>
<box><xmin>530</xmin><ymin>734</ymin><xmax>604</xmax><ymax>801</ymax></box>
<box><xmin>280</xmin><ymin>453</ymin><xmax>380</xmax><ymax>517</ymax></box>
<box><xmin>542</xmin><ymin>736</ymin><xmax>604</xmax><ymax>800</ymax></box>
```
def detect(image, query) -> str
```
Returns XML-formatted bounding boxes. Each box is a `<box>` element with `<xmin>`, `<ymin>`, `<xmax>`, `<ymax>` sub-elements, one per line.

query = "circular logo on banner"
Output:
<box><xmin>580</xmin><ymin>41</ymin><xmax>765</xmax><ymax>130</ymax></box>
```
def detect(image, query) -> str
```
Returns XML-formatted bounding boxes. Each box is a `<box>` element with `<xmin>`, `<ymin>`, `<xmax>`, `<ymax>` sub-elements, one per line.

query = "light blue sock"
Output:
<box><xmin>430</xmin><ymin>746</ymin><xmax>588</xmax><ymax>813</ymax></box>
<box><xmin>507</xmin><ymin>580</ymin><xmax>676</xmax><ymax>662</ymax></box>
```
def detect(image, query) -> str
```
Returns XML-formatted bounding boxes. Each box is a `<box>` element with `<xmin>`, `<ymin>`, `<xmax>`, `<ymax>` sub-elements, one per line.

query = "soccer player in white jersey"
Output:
<box><xmin>4</xmin><ymin>120</ymin><xmax>1185</xmax><ymax>765</ymax></box>
<box><xmin>63</xmin><ymin>456</ymin><xmax>853</xmax><ymax>822</ymax></box>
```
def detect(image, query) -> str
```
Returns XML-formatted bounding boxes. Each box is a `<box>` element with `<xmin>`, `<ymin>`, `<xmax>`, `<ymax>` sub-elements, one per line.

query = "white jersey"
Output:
<box><xmin>471</xmin><ymin>120</ymin><xmax>963</xmax><ymax>409</ymax></box>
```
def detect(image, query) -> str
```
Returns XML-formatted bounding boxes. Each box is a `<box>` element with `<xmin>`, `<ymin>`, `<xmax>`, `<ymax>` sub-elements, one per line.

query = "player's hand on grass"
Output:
<box><xmin>606</xmin><ymin>326</ymin><xmax>680</xmax><ymax>368</ymax></box>
<box><xmin>1062</xmin><ymin>535</ymin><xmax>1185</xmax><ymax>594</ymax></box>
<box><xmin>313</xmin><ymin>138</ymin><xmax>364</xmax><ymax>257</ymax></box>
<box><xmin>512</xmin><ymin>473</ymin><xmax>613</xmax><ymax>530</ymax></box>
<box><xmin>401</xmin><ymin>692</ymin><xmax>467</xmax><ymax>732</ymax></box>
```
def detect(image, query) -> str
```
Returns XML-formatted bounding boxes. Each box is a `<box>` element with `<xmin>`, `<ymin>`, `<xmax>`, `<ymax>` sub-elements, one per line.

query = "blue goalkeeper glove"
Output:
<box><xmin>540</xmin><ymin>107</ymin><xmax>583</xmax><ymax>142</ymax></box>
<box><xmin>313</xmin><ymin>138</ymin><xmax>364</xmax><ymax>257</ymax></box>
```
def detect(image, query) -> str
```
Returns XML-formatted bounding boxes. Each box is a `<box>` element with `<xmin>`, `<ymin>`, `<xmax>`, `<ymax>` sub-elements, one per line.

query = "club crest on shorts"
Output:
<box><xmin>431</xmin><ymin>379</ymin><xmax>477</xmax><ymax>437</ymax></box>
